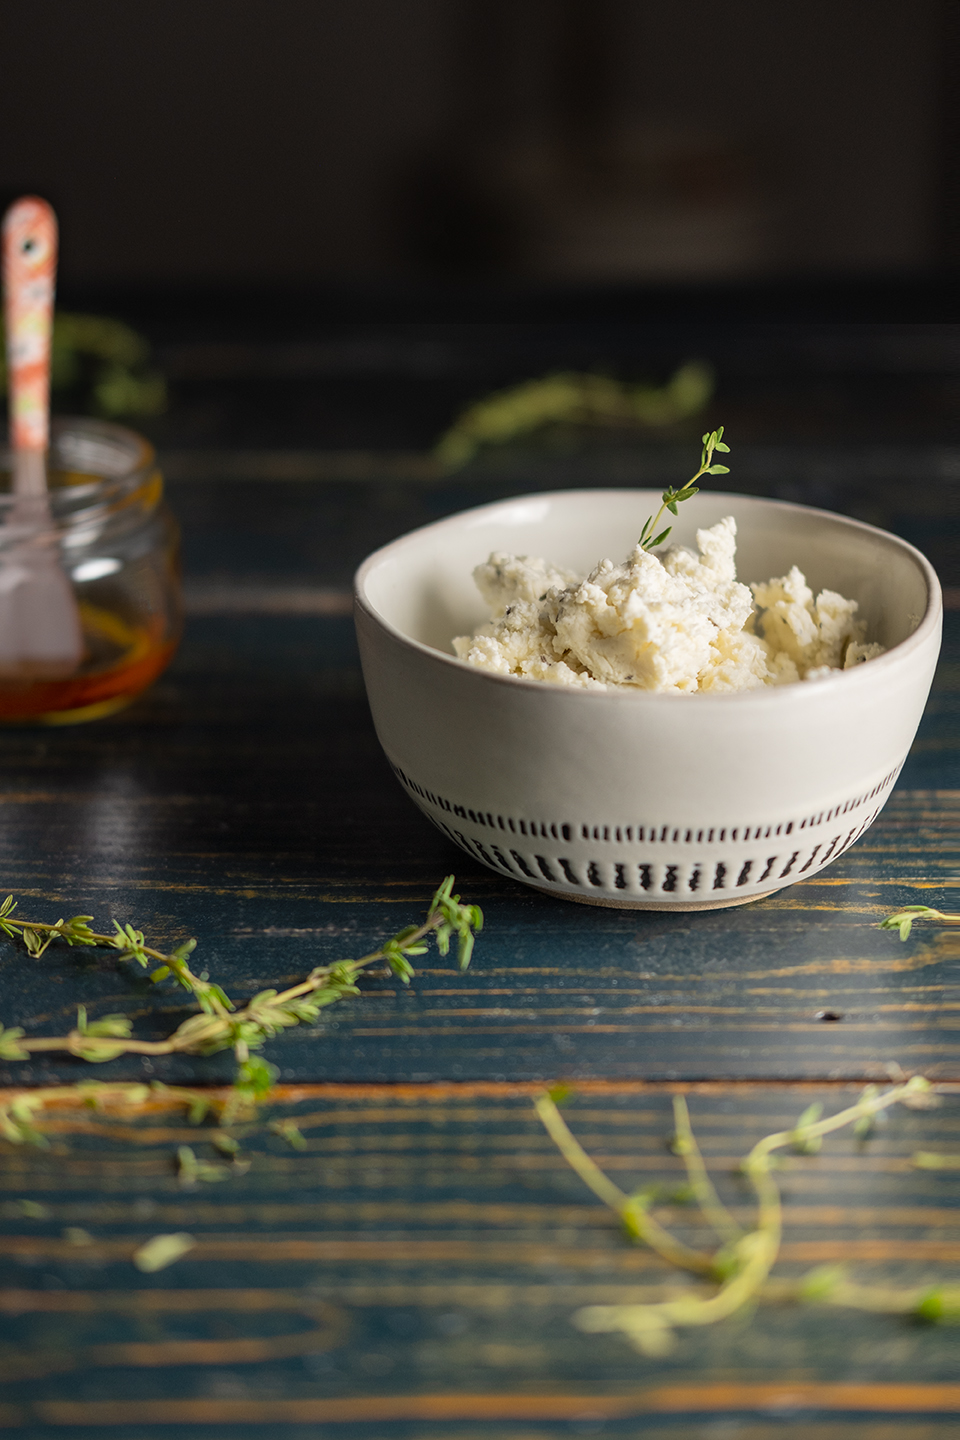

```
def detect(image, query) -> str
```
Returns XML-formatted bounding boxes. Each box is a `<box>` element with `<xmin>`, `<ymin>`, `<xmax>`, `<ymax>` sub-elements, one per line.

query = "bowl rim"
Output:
<box><xmin>354</xmin><ymin>488</ymin><xmax>943</xmax><ymax>706</ymax></box>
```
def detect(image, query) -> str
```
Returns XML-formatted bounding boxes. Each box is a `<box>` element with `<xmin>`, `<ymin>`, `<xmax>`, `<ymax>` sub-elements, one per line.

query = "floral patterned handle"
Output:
<box><xmin>3</xmin><ymin>196</ymin><xmax>57</xmax><ymax>457</ymax></box>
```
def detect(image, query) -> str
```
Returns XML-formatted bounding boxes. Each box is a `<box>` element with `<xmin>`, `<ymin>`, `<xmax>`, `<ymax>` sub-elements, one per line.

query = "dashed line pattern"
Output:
<box><xmin>390</xmin><ymin>761</ymin><xmax>902</xmax><ymax>897</ymax></box>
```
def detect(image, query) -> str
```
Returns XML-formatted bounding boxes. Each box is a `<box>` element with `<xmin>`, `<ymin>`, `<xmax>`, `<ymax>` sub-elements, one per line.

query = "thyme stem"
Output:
<box><xmin>537</xmin><ymin>1077</ymin><xmax>943</xmax><ymax>1354</ymax></box>
<box><xmin>743</xmin><ymin>1078</ymin><xmax>928</xmax><ymax>1170</ymax></box>
<box><xmin>879</xmin><ymin>905</ymin><xmax>960</xmax><ymax>942</ymax></box>
<box><xmin>671</xmin><ymin>1095</ymin><xmax>743</xmax><ymax>1245</ymax></box>
<box><xmin>637</xmin><ymin>427</ymin><xmax>729</xmax><ymax>552</ymax></box>
<box><xmin>0</xmin><ymin>877</ymin><xmax>482</xmax><ymax>1074</ymax></box>
<box><xmin>533</xmin><ymin>1093</ymin><xmax>714</xmax><ymax>1276</ymax></box>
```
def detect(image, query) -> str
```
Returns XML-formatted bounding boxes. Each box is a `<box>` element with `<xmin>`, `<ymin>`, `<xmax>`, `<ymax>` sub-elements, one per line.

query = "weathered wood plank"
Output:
<box><xmin>0</xmin><ymin>606</ymin><xmax>955</xmax><ymax>1086</ymax></box>
<box><xmin>165</xmin><ymin>449</ymin><xmax>960</xmax><ymax>601</ymax></box>
<box><xmin>1</xmin><ymin>447</ymin><xmax>958</xmax><ymax>1087</ymax></box>
<box><xmin>0</xmin><ymin>1083</ymin><xmax>957</xmax><ymax>1434</ymax></box>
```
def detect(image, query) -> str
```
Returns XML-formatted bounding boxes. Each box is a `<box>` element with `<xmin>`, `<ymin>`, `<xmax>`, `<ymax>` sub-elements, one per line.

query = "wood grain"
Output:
<box><xmin>0</xmin><ymin>607</ymin><xmax>954</xmax><ymax>1085</ymax></box>
<box><xmin>0</xmin><ymin>1083</ymin><xmax>957</xmax><ymax>1432</ymax></box>
<box><xmin>0</xmin><ymin>441</ymin><xmax>956</xmax><ymax>1434</ymax></box>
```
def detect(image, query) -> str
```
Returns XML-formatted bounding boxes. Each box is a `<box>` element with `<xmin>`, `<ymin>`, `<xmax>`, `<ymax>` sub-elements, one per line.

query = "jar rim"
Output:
<box><xmin>0</xmin><ymin>417</ymin><xmax>159</xmax><ymax>531</ymax></box>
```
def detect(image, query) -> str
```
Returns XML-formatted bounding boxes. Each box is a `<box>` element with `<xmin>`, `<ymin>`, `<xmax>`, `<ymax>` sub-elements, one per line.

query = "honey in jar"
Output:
<box><xmin>0</xmin><ymin>418</ymin><xmax>181</xmax><ymax>723</ymax></box>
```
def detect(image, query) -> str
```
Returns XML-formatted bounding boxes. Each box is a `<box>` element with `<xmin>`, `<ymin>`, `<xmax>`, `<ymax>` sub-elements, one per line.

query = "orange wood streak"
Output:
<box><xmin>0</xmin><ymin>1288</ymin><xmax>324</xmax><ymax>1313</ymax></box>
<box><xmin>25</xmin><ymin>1383</ymin><xmax>960</xmax><ymax>1425</ymax></box>
<box><xmin>1</xmin><ymin>1235</ymin><xmax>958</xmax><ymax>1264</ymax></box>
<box><xmin>2</xmin><ymin>1312</ymin><xmax>347</xmax><ymax>1380</ymax></box>
<box><xmin>778</xmin><ymin>1239</ymin><xmax>960</xmax><ymax>1261</ymax></box>
<box><xmin>0</xmin><ymin>1077</ymin><xmax>951</xmax><ymax>1110</ymax></box>
<box><xmin>2</xmin><ymin>1202</ymin><xmax>957</xmax><ymax>1236</ymax></box>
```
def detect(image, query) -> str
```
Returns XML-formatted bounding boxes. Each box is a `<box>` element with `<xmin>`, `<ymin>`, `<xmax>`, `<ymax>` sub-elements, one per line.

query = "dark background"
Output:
<box><xmin>0</xmin><ymin>3</ymin><xmax>957</xmax><ymax>464</ymax></box>
<box><xmin>0</xmin><ymin>0</ymin><xmax>956</xmax><ymax>294</ymax></box>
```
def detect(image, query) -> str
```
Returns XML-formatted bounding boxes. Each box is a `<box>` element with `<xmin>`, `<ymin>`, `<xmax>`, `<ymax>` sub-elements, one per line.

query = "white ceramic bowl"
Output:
<box><xmin>355</xmin><ymin>490</ymin><xmax>941</xmax><ymax>909</ymax></box>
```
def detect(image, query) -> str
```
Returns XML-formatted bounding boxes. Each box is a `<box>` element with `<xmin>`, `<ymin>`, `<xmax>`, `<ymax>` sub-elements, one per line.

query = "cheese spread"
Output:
<box><xmin>453</xmin><ymin>517</ymin><xmax>884</xmax><ymax>693</ymax></box>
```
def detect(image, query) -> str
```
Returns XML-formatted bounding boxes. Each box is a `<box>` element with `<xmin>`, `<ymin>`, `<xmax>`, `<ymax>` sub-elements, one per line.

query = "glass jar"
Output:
<box><xmin>0</xmin><ymin>417</ymin><xmax>181</xmax><ymax>723</ymax></box>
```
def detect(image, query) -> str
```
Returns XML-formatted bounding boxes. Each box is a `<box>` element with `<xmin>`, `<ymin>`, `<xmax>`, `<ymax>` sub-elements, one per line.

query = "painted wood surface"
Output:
<box><xmin>0</xmin><ymin>1082</ymin><xmax>958</xmax><ymax>1435</ymax></box>
<box><xmin>0</xmin><ymin>603</ymin><xmax>954</xmax><ymax>1087</ymax></box>
<box><xmin>0</xmin><ymin>431</ymin><xmax>957</xmax><ymax>1433</ymax></box>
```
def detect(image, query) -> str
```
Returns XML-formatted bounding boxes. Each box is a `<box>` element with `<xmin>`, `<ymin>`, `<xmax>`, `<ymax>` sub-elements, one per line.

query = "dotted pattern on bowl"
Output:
<box><xmin>391</xmin><ymin>761</ymin><xmax>902</xmax><ymax>900</ymax></box>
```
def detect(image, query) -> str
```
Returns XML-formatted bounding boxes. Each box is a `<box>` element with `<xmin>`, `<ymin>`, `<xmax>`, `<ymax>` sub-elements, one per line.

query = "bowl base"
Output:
<box><xmin>524</xmin><ymin>880</ymin><xmax>780</xmax><ymax>911</ymax></box>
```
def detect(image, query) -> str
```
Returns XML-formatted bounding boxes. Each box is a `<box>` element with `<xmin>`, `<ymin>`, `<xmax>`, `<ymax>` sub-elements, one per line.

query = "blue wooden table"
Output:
<box><xmin>0</xmin><ymin>313</ymin><xmax>958</xmax><ymax>1435</ymax></box>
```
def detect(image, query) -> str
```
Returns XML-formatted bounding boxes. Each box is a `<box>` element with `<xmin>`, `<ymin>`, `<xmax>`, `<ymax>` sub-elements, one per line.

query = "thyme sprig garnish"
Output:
<box><xmin>537</xmin><ymin>1077</ymin><xmax>957</xmax><ymax>1355</ymax></box>
<box><xmin>638</xmin><ymin>426</ymin><xmax>730</xmax><ymax>552</ymax></box>
<box><xmin>0</xmin><ymin>877</ymin><xmax>482</xmax><ymax>1073</ymax></box>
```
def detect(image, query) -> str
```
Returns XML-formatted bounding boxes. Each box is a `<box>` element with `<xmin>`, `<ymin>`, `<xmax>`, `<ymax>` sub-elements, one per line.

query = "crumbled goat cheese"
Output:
<box><xmin>453</xmin><ymin>517</ymin><xmax>884</xmax><ymax>693</ymax></box>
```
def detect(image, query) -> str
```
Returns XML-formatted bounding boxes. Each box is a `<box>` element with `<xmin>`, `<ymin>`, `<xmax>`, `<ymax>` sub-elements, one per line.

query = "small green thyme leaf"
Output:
<box><xmin>270</xmin><ymin>1119</ymin><xmax>308</xmax><ymax>1150</ymax></box>
<box><xmin>211</xmin><ymin>1132</ymin><xmax>242</xmax><ymax>1158</ymax></box>
<box><xmin>0</xmin><ymin>1026</ymin><xmax>29</xmax><ymax>1061</ymax></box>
<box><xmin>63</xmin><ymin>1226</ymin><xmax>94</xmax><ymax>1247</ymax></box>
<box><xmin>11</xmin><ymin>1199</ymin><xmax>51</xmax><ymax>1219</ymax></box>
<box><xmin>133</xmin><ymin>1233</ymin><xmax>196</xmax><ymax>1273</ymax></box>
<box><xmin>176</xmin><ymin>1145</ymin><xmax>239</xmax><ymax>1186</ymax></box>
<box><xmin>879</xmin><ymin>905</ymin><xmax>948</xmax><ymax>942</ymax></box>
<box><xmin>546</xmin><ymin>1084</ymin><xmax>574</xmax><ymax>1107</ymax></box>
<box><xmin>791</xmin><ymin>1101</ymin><xmax>824</xmax><ymax>1153</ymax></box>
<box><xmin>798</xmin><ymin>1264</ymin><xmax>846</xmax><ymax>1302</ymax></box>
<box><xmin>234</xmin><ymin>1055</ymin><xmax>280</xmax><ymax>1099</ymax></box>
<box><xmin>912</xmin><ymin>1151</ymin><xmax>960</xmax><ymax>1170</ymax></box>
<box><xmin>82</xmin><ymin>1014</ymin><xmax>134</xmax><ymax>1040</ymax></box>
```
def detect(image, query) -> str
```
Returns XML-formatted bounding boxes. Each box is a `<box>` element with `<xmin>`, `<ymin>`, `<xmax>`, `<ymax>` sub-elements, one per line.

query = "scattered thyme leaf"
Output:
<box><xmin>270</xmin><ymin>1118</ymin><xmax>308</xmax><ymax>1150</ymax></box>
<box><xmin>62</xmin><ymin>1227</ymin><xmax>94</xmax><ymax>1247</ymax></box>
<box><xmin>10</xmin><ymin>1199</ymin><xmax>50</xmax><ymax>1219</ymax></box>
<box><xmin>176</xmin><ymin>1145</ymin><xmax>240</xmax><ymax>1187</ymax></box>
<box><xmin>912</xmin><ymin>1151</ymin><xmax>960</xmax><ymax>1170</ymax></box>
<box><xmin>546</xmin><ymin>1084</ymin><xmax>574</xmax><ymax>1107</ymax></box>
<box><xmin>0</xmin><ymin>1025</ymin><xmax>29</xmax><ymax>1061</ymax></box>
<box><xmin>797</xmin><ymin>1264</ymin><xmax>847</xmax><ymax>1303</ymax></box>
<box><xmin>791</xmin><ymin>1101</ymin><xmax>824</xmax><ymax>1154</ymax></box>
<box><xmin>132</xmin><ymin>1232</ymin><xmax>196</xmax><ymax>1273</ymax></box>
<box><xmin>211</xmin><ymin>1132</ymin><xmax>242</xmax><ymax>1158</ymax></box>
<box><xmin>914</xmin><ymin>1287</ymin><xmax>960</xmax><ymax>1324</ymax></box>
<box><xmin>1</xmin><ymin>1094</ymin><xmax>48</xmax><ymax>1147</ymax></box>
<box><xmin>879</xmin><ymin>905</ymin><xmax>951</xmax><ymax>942</ymax></box>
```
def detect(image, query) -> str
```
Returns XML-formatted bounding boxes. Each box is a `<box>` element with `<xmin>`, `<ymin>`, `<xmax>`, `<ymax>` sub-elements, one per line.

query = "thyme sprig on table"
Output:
<box><xmin>0</xmin><ymin>877</ymin><xmax>482</xmax><ymax>1078</ymax></box>
<box><xmin>878</xmin><ymin>904</ymin><xmax>959</xmax><ymax>942</ymax></box>
<box><xmin>638</xmin><ymin>426</ymin><xmax>730</xmax><ymax>552</ymax></box>
<box><xmin>533</xmin><ymin>900</ymin><xmax>960</xmax><ymax>1352</ymax></box>
<box><xmin>0</xmin><ymin>1082</ymin><xmax>224</xmax><ymax>1147</ymax></box>
<box><xmin>536</xmin><ymin>1077</ymin><xmax>956</xmax><ymax>1357</ymax></box>
<box><xmin>434</xmin><ymin>362</ymin><xmax>714</xmax><ymax>471</ymax></box>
